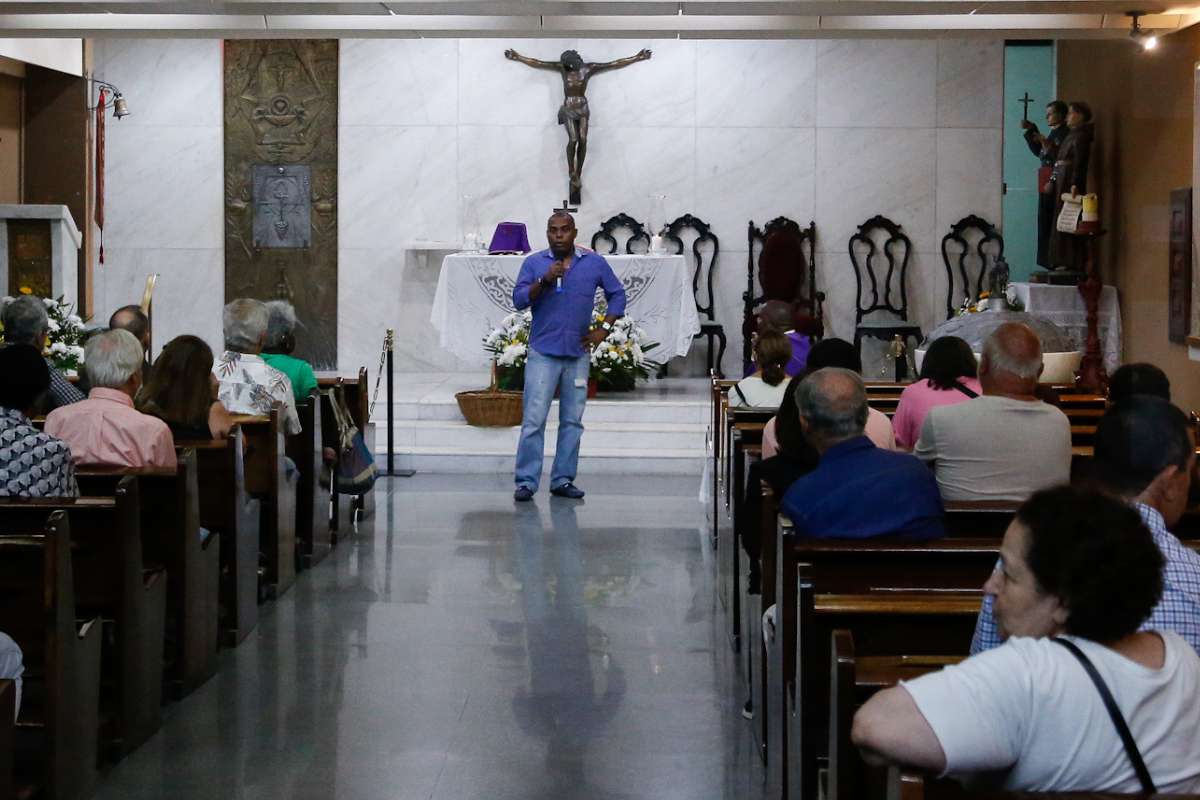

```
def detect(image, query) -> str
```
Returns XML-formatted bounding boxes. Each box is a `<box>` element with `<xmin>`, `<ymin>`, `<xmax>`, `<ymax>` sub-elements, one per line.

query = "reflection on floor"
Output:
<box><xmin>92</xmin><ymin>474</ymin><xmax>758</xmax><ymax>800</ymax></box>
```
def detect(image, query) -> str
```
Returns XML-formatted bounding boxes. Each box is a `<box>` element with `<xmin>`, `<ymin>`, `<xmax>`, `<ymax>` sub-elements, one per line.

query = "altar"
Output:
<box><xmin>1009</xmin><ymin>282</ymin><xmax>1122</xmax><ymax>374</ymax></box>
<box><xmin>430</xmin><ymin>253</ymin><xmax>701</xmax><ymax>367</ymax></box>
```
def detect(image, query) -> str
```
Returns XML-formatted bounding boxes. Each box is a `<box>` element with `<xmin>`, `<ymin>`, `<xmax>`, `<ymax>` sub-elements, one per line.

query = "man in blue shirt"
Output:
<box><xmin>781</xmin><ymin>368</ymin><xmax>944</xmax><ymax>539</ymax></box>
<box><xmin>511</xmin><ymin>212</ymin><xmax>626</xmax><ymax>501</ymax></box>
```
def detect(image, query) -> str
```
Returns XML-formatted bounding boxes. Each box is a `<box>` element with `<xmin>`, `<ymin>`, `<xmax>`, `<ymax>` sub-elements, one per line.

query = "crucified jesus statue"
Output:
<box><xmin>504</xmin><ymin>47</ymin><xmax>652</xmax><ymax>204</ymax></box>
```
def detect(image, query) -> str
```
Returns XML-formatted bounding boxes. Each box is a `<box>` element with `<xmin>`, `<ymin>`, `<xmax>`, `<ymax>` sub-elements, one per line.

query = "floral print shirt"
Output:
<box><xmin>212</xmin><ymin>351</ymin><xmax>301</xmax><ymax>435</ymax></box>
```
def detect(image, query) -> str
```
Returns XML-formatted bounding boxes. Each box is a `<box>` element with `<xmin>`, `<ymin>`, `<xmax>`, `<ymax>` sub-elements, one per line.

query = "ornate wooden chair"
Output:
<box><xmin>849</xmin><ymin>215</ymin><xmax>922</xmax><ymax>381</ymax></box>
<box><xmin>590</xmin><ymin>213</ymin><xmax>650</xmax><ymax>254</ymax></box>
<box><xmin>941</xmin><ymin>214</ymin><xmax>1004</xmax><ymax>320</ymax></box>
<box><xmin>663</xmin><ymin>213</ymin><xmax>726</xmax><ymax>377</ymax></box>
<box><xmin>743</xmin><ymin>217</ymin><xmax>822</xmax><ymax>375</ymax></box>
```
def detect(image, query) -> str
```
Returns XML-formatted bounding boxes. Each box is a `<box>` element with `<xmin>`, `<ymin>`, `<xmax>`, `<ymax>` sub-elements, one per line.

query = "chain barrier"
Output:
<box><xmin>369</xmin><ymin>329</ymin><xmax>393</xmax><ymax>418</ymax></box>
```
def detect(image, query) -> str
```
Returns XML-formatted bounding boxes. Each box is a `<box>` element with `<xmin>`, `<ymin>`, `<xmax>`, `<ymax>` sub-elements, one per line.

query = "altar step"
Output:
<box><xmin>369</xmin><ymin>374</ymin><xmax>710</xmax><ymax>476</ymax></box>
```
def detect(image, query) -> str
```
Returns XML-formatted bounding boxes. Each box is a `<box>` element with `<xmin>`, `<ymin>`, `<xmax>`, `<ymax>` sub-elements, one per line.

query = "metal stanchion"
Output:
<box><xmin>371</xmin><ymin>329</ymin><xmax>414</xmax><ymax>477</ymax></box>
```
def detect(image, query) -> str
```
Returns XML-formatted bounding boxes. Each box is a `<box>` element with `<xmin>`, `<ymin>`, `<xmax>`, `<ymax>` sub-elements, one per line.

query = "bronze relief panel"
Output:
<box><xmin>224</xmin><ymin>39</ymin><xmax>337</xmax><ymax>370</ymax></box>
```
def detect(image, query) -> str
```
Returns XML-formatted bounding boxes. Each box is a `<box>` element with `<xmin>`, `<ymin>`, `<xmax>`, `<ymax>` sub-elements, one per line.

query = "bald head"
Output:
<box><xmin>109</xmin><ymin>305</ymin><xmax>150</xmax><ymax>351</ymax></box>
<box><xmin>980</xmin><ymin>322</ymin><xmax>1043</xmax><ymax>395</ymax></box>
<box><xmin>759</xmin><ymin>300</ymin><xmax>794</xmax><ymax>333</ymax></box>
<box><xmin>795</xmin><ymin>367</ymin><xmax>869</xmax><ymax>451</ymax></box>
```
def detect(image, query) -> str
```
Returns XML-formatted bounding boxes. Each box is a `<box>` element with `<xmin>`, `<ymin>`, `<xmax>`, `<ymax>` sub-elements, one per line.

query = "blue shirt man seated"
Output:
<box><xmin>781</xmin><ymin>367</ymin><xmax>945</xmax><ymax>539</ymax></box>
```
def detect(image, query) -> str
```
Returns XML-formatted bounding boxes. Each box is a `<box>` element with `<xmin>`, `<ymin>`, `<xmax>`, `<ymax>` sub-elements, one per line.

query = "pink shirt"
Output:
<box><xmin>892</xmin><ymin>377</ymin><xmax>982</xmax><ymax>450</ymax></box>
<box><xmin>45</xmin><ymin>388</ymin><xmax>176</xmax><ymax>470</ymax></box>
<box><xmin>762</xmin><ymin>407</ymin><xmax>895</xmax><ymax>459</ymax></box>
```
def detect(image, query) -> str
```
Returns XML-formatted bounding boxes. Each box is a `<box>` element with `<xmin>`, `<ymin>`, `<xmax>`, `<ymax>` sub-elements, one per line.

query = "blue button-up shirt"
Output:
<box><xmin>970</xmin><ymin>502</ymin><xmax>1200</xmax><ymax>654</ymax></box>
<box><xmin>780</xmin><ymin>435</ymin><xmax>946</xmax><ymax>540</ymax></box>
<box><xmin>512</xmin><ymin>248</ymin><xmax>627</xmax><ymax>358</ymax></box>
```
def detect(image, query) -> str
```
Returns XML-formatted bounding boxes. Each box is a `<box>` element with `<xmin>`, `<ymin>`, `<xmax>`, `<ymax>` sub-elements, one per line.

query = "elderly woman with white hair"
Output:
<box><xmin>44</xmin><ymin>328</ymin><xmax>176</xmax><ymax>469</ymax></box>
<box><xmin>212</xmin><ymin>298</ymin><xmax>301</xmax><ymax>435</ymax></box>
<box><xmin>261</xmin><ymin>300</ymin><xmax>318</xmax><ymax>404</ymax></box>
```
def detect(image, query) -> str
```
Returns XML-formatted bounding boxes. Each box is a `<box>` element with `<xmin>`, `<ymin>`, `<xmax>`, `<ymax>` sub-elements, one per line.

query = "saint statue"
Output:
<box><xmin>1045</xmin><ymin>101</ymin><xmax>1095</xmax><ymax>272</ymax></box>
<box><xmin>1020</xmin><ymin>100</ymin><xmax>1069</xmax><ymax>268</ymax></box>
<box><xmin>504</xmin><ymin>48</ymin><xmax>652</xmax><ymax>204</ymax></box>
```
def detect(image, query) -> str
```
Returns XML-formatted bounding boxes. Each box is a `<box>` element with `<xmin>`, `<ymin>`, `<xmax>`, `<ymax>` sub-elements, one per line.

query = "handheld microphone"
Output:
<box><xmin>555</xmin><ymin>258</ymin><xmax>565</xmax><ymax>293</ymax></box>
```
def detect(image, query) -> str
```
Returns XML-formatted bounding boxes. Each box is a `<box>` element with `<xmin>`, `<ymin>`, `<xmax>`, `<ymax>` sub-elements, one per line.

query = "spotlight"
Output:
<box><xmin>1127</xmin><ymin>12</ymin><xmax>1159</xmax><ymax>52</ymax></box>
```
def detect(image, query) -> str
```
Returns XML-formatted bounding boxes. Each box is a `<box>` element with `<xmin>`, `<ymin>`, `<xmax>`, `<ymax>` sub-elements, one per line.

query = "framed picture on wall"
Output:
<box><xmin>1169</xmin><ymin>188</ymin><xmax>1192</xmax><ymax>344</ymax></box>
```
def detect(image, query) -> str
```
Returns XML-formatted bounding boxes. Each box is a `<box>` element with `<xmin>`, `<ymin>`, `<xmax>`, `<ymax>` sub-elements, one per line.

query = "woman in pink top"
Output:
<box><xmin>892</xmin><ymin>336</ymin><xmax>981</xmax><ymax>450</ymax></box>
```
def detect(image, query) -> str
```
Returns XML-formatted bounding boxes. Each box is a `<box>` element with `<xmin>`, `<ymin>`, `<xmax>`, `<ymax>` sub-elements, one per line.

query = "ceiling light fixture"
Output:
<box><xmin>1127</xmin><ymin>11</ymin><xmax>1159</xmax><ymax>51</ymax></box>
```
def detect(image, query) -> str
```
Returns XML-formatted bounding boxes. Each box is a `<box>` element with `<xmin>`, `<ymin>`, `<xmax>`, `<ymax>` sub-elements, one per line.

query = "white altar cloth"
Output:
<box><xmin>1010</xmin><ymin>282</ymin><xmax>1122</xmax><ymax>374</ymax></box>
<box><xmin>431</xmin><ymin>253</ymin><xmax>701</xmax><ymax>366</ymax></box>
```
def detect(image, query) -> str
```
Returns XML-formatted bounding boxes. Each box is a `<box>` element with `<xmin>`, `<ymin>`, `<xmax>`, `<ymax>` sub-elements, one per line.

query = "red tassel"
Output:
<box><xmin>95</xmin><ymin>87</ymin><xmax>106</xmax><ymax>265</ymax></box>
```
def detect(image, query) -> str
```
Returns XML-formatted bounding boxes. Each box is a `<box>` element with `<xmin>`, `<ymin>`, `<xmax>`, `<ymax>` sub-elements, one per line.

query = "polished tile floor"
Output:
<box><xmin>94</xmin><ymin>474</ymin><xmax>758</xmax><ymax>800</ymax></box>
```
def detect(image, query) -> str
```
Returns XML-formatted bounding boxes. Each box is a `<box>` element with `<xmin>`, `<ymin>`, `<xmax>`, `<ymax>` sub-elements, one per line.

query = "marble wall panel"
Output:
<box><xmin>98</xmin><ymin>248</ymin><xmax>225</xmax><ymax>358</ymax></box>
<box><xmin>936</xmin><ymin>40</ymin><xmax>1004</xmax><ymax>129</ymax></box>
<box><xmin>695</xmin><ymin>127</ymin><xmax>816</xmax><ymax>253</ymax></box>
<box><xmin>695</xmin><ymin>40</ymin><xmax>817</xmax><ymax>129</ymax></box>
<box><xmin>815</xmin><ymin>127</ymin><xmax>937</xmax><ymax>255</ymax></box>
<box><xmin>458</xmin><ymin>38</ymin><xmax>578</xmax><ymax>127</ymax></box>
<box><xmin>816</xmin><ymin>40</ymin><xmax>937</xmax><ymax>129</ymax></box>
<box><xmin>935</xmin><ymin>128</ymin><xmax>1004</xmax><ymax>239</ymax></box>
<box><xmin>582</xmin><ymin>39</ymin><xmax>696</xmax><ymax>130</ymax></box>
<box><xmin>92</xmin><ymin>39</ymin><xmax>222</xmax><ymax>128</ymax></box>
<box><xmin>339</xmin><ymin>125</ymin><xmax>460</xmax><ymax>249</ymax></box>
<box><xmin>341</xmin><ymin>39</ymin><xmax>459</xmax><ymax>127</ymax></box>
<box><xmin>457</xmin><ymin>125</ymin><xmax>566</xmax><ymax>242</ymax></box>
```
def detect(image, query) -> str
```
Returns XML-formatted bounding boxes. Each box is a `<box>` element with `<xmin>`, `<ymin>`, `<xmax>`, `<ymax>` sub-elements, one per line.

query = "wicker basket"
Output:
<box><xmin>456</xmin><ymin>387</ymin><xmax>523</xmax><ymax>427</ymax></box>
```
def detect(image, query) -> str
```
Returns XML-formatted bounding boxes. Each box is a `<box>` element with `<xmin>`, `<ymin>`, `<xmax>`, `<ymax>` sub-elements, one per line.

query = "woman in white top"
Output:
<box><xmin>729</xmin><ymin>329</ymin><xmax>791</xmax><ymax>408</ymax></box>
<box><xmin>851</xmin><ymin>485</ymin><xmax>1200</xmax><ymax>794</ymax></box>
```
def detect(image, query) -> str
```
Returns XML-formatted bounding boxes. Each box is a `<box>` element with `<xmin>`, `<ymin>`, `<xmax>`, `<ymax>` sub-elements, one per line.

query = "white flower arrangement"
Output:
<box><xmin>1</xmin><ymin>290</ymin><xmax>89</xmax><ymax>375</ymax></box>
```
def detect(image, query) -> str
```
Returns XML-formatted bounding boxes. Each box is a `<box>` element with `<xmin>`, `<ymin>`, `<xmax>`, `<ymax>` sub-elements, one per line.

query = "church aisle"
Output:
<box><xmin>92</xmin><ymin>474</ymin><xmax>757</xmax><ymax>800</ymax></box>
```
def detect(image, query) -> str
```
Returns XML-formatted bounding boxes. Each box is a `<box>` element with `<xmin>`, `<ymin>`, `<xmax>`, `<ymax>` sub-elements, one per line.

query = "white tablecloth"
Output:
<box><xmin>1010</xmin><ymin>282</ymin><xmax>1122</xmax><ymax>373</ymax></box>
<box><xmin>430</xmin><ymin>253</ymin><xmax>701</xmax><ymax>366</ymax></box>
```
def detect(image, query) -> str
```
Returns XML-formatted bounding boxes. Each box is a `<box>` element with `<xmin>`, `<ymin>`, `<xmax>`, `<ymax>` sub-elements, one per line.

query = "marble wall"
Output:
<box><xmin>92</xmin><ymin>37</ymin><xmax>1002</xmax><ymax>377</ymax></box>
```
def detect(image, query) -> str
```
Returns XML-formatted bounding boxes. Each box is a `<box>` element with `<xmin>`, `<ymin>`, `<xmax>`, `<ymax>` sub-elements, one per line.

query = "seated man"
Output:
<box><xmin>915</xmin><ymin>322</ymin><xmax>1071</xmax><ymax>501</ymax></box>
<box><xmin>0</xmin><ymin>295</ymin><xmax>84</xmax><ymax>410</ymax></box>
<box><xmin>261</xmin><ymin>300</ymin><xmax>318</xmax><ymax>404</ymax></box>
<box><xmin>212</xmin><ymin>299</ymin><xmax>301</xmax><ymax>435</ymax></box>
<box><xmin>972</xmin><ymin>395</ymin><xmax>1200</xmax><ymax>654</ymax></box>
<box><xmin>45</xmin><ymin>329</ymin><xmax>175</xmax><ymax>470</ymax></box>
<box><xmin>780</xmin><ymin>368</ymin><xmax>943</xmax><ymax>539</ymax></box>
<box><xmin>78</xmin><ymin>304</ymin><xmax>153</xmax><ymax>397</ymax></box>
<box><xmin>0</xmin><ymin>344</ymin><xmax>78</xmax><ymax>497</ymax></box>
<box><xmin>852</xmin><ymin>486</ymin><xmax>1200</xmax><ymax>793</ymax></box>
<box><xmin>0</xmin><ymin>632</ymin><xmax>20</xmax><ymax>721</ymax></box>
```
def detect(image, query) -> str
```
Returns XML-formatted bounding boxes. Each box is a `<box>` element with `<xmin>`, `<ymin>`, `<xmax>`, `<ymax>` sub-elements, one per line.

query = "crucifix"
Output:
<box><xmin>1018</xmin><ymin>91</ymin><xmax>1035</xmax><ymax>122</ymax></box>
<box><xmin>505</xmin><ymin>47</ymin><xmax>652</xmax><ymax>205</ymax></box>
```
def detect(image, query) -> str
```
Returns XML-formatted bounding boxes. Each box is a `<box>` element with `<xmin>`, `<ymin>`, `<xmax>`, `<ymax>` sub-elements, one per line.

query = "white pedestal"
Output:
<box><xmin>0</xmin><ymin>204</ymin><xmax>83</xmax><ymax>307</ymax></box>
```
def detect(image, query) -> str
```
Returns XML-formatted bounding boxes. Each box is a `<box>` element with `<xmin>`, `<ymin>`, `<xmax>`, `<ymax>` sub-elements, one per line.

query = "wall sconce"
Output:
<box><xmin>1127</xmin><ymin>12</ymin><xmax>1159</xmax><ymax>51</ymax></box>
<box><xmin>88</xmin><ymin>78</ymin><xmax>131</xmax><ymax>119</ymax></box>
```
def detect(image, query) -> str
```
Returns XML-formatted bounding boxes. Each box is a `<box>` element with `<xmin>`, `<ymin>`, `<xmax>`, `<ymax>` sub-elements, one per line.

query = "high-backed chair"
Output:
<box><xmin>590</xmin><ymin>213</ymin><xmax>650</xmax><ymax>255</ymax></box>
<box><xmin>941</xmin><ymin>214</ymin><xmax>1004</xmax><ymax>320</ymax></box>
<box><xmin>849</xmin><ymin>215</ymin><xmax>922</xmax><ymax>381</ymax></box>
<box><xmin>664</xmin><ymin>213</ymin><xmax>726</xmax><ymax>377</ymax></box>
<box><xmin>744</xmin><ymin>217</ymin><xmax>822</xmax><ymax>374</ymax></box>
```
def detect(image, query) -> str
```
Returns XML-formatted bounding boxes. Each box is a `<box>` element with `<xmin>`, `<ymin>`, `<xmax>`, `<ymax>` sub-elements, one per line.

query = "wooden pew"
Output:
<box><xmin>0</xmin><ymin>512</ymin><xmax>101</xmax><ymax>800</ymax></box>
<box><xmin>317</xmin><ymin>367</ymin><xmax>375</xmax><ymax>536</ymax></box>
<box><xmin>790</xmin><ymin>583</ymin><xmax>980</xmax><ymax>800</ymax></box>
<box><xmin>181</xmin><ymin>429</ymin><xmax>260</xmax><ymax>645</ymax></box>
<box><xmin>885</xmin><ymin>766</ymin><xmax>1200</xmax><ymax>799</ymax></box>
<box><xmin>234</xmin><ymin>409</ymin><xmax>298</xmax><ymax>599</ymax></box>
<box><xmin>75</xmin><ymin>450</ymin><xmax>220</xmax><ymax>698</ymax></box>
<box><xmin>0</xmin><ymin>679</ymin><xmax>13</xmax><ymax>800</ymax></box>
<box><xmin>0</xmin><ymin>480</ymin><xmax>166</xmax><ymax>756</ymax></box>
<box><xmin>288</xmin><ymin>395</ymin><xmax>331</xmax><ymax>570</ymax></box>
<box><xmin>319</xmin><ymin>381</ymin><xmax>357</xmax><ymax>540</ymax></box>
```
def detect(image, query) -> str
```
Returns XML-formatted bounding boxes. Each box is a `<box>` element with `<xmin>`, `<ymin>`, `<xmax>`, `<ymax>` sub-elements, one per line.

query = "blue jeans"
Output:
<box><xmin>514</xmin><ymin>348</ymin><xmax>589</xmax><ymax>491</ymax></box>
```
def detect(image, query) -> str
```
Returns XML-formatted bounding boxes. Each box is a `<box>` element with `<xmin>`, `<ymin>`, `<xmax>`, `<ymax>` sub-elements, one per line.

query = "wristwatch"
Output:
<box><xmin>600</xmin><ymin>321</ymin><xmax>613</xmax><ymax>332</ymax></box>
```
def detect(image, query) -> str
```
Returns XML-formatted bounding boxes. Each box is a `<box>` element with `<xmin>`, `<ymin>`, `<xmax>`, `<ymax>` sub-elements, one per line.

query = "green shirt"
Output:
<box><xmin>261</xmin><ymin>353</ymin><xmax>318</xmax><ymax>403</ymax></box>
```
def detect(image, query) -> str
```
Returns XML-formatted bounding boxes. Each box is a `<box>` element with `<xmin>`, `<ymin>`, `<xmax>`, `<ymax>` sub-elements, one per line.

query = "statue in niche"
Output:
<box><xmin>504</xmin><ymin>47</ymin><xmax>652</xmax><ymax>205</ymax></box>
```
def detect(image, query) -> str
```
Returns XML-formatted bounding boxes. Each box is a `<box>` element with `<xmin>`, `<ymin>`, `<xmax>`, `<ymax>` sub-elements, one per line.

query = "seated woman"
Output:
<box><xmin>851</xmin><ymin>485</ymin><xmax>1200</xmax><ymax>793</ymax></box>
<box><xmin>892</xmin><ymin>336</ymin><xmax>980</xmax><ymax>450</ymax></box>
<box><xmin>261</xmin><ymin>300</ymin><xmax>318</xmax><ymax>404</ymax></box>
<box><xmin>729</xmin><ymin>330</ymin><xmax>791</xmax><ymax>408</ymax></box>
<box><xmin>138</xmin><ymin>335</ymin><xmax>235</xmax><ymax>440</ymax></box>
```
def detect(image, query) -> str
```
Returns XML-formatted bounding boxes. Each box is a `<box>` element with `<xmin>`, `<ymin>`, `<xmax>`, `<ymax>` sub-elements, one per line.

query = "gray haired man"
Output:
<box><xmin>212</xmin><ymin>298</ymin><xmax>301</xmax><ymax>435</ymax></box>
<box><xmin>1</xmin><ymin>295</ymin><xmax>85</xmax><ymax>409</ymax></box>
<box><xmin>915</xmin><ymin>322</ymin><xmax>1071</xmax><ymax>501</ymax></box>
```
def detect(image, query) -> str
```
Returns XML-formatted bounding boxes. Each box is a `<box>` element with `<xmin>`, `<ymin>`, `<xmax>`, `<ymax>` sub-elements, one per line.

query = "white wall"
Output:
<box><xmin>92</xmin><ymin>37</ymin><xmax>1003</xmax><ymax>376</ymax></box>
<box><xmin>0</xmin><ymin>39</ymin><xmax>83</xmax><ymax>76</ymax></box>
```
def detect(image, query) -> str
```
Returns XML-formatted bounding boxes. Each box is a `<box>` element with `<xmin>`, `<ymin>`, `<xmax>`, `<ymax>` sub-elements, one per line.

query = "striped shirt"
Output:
<box><xmin>971</xmin><ymin>503</ymin><xmax>1200</xmax><ymax>654</ymax></box>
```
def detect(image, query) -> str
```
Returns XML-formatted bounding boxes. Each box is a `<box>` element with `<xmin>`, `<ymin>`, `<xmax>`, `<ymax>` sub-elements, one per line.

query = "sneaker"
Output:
<box><xmin>550</xmin><ymin>482</ymin><xmax>585</xmax><ymax>499</ymax></box>
<box><xmin>513</xmin><ymin>486</ymin><xmax>535</xmax><ymax>502</ymax></box>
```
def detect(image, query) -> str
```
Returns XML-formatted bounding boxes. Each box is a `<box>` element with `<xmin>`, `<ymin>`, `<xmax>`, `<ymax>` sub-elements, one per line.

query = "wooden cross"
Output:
<box><xmin>1018</xmin><ymin>92</ymin><xmax>1035</xmax><ymax>121</ymax></box>
<box><xmin>554</xmin><ymin>199</ymin><xmax>579</xmax><ymax>214</ymax></box>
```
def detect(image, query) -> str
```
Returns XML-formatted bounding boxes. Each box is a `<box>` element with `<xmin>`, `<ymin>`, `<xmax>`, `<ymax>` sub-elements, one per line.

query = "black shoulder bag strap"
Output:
<box><xmin>733</xmin><ymin>384</ymin><xmax>750</xmax><ymax>406</ymax></box>
<box><xmin>1051</xmin><ymin>637</ymin><xmax>1157</xmax><ymax>794</ymax></box>
<box><xmin>951</xmin><ymin>380</ymin><xmax>979</xmax><ymax>399</ymax></box>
